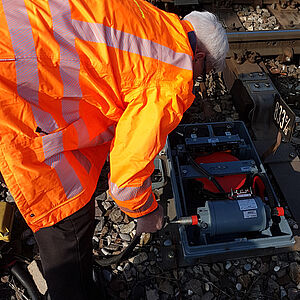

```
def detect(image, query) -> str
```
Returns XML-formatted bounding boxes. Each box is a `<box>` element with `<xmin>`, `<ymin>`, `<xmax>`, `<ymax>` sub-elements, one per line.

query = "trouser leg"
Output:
<box><xmin>34</xmin><ymin>199</ymin><xmax>95</xmax><ymax>300</ymax></box>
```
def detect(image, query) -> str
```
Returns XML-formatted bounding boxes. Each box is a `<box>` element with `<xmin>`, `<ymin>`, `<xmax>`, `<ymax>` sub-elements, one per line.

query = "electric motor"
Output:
<box><xmin>197</xmin><ymin>196</ymin><xmax>271</xmax><ymax>236</ymax></box>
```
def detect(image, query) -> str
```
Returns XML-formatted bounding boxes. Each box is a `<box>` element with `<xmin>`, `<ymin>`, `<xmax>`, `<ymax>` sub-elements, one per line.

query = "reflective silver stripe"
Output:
<box><xmin>31</xmin><ymin>106</ymin><xmax>59</xmax><ymax>135</ymax></box>
<box><xmin>48</xmin><ymin>0</ymin><xmax>81</xmax><ymax>124</ymax></box>
<box><xmin>72</xmin><ymin>150</ymin><xmax>91</xmax><ymax>174</ymax></box>
<box><xmin>109</xmin><ymin>177</ymin><xmax>152</xmax><ymax>202</ymax></box>
<box><xmin>42</xmin><ymin>124</ymin><xmax>114</xmax><ymax>159</ymax></box>
<box><xmin>42</xmin><ymin>131</ymin><xmax>64</xmax><ymax>160</ymax></box>
<box><xmin>2</xmin><ymin>0</ymin><xmax>58</xmax><ymax>133</ymax></box>
<box><xmin>15</xmin><ymin>59</ymin><xmax>38</xmax><ymax>105</ymax></box>
<box><xmin>3</xmin><ymin>0</ymin><xmax>81</xmax><ymax>200</ymax></box>
<box><xmin>72</xmin><ymin>19</ymin><xmax>193</xmax><ymax>71</ymax></box>
<box><xmin>46</xmin><ymin>0</ymin><xmax>84</xmax><ymax>197</ymax></box>
<box><xmin>61</xmin><ymin>98</ymin><xmax>80</xmax><ymax>125</ymax></box>
<box><xmin>73</xmin><ymin>120</ymin><xmax>115</xmax><ymax>148</ymax></box>
<box><xmin>98</xmin><ymin>125</ymin><xmax>115</xmax><ymax>144</ymax></box>
<box><xmin>45</xmin><ymin>153</ymin><xmax>83</xmax><ymax>199</ymax></box>
<box><xmin>0</xmin><ymin>58</ymin><xmax>16</xmax><ymax>62</ymax></box>
<box><xmin>117</xmin><ymin>193</ymin><xmax>155</xmax><ymax>214</ymax></box>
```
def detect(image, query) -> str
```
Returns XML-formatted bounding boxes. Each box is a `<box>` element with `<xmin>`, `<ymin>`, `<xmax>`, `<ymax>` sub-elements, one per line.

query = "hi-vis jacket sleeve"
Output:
<box><xmin>109</xmin><ymin>85</ymin><xmax>194</xmax><ymax>218</ymax></box>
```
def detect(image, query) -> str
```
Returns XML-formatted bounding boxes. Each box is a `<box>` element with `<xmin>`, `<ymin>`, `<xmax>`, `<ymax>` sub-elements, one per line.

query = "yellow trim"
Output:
<box><xmin>134</xmin><ymin>0</ymin><xmax>145</xmax><ymax>19</ymax></box>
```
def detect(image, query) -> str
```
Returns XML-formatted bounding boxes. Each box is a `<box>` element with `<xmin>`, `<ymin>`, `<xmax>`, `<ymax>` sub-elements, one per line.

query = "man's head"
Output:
<box><xmin>183</xmin><ymin>11</ymin><xmax>229</xmax><ymax>77</ymax></box>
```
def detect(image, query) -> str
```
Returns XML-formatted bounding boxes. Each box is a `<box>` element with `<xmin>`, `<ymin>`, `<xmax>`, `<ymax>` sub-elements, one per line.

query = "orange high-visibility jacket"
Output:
<box><xmin>0</xmin><ymin>0</ymin><xmax>195</xmax><ymax>232</ymax></box>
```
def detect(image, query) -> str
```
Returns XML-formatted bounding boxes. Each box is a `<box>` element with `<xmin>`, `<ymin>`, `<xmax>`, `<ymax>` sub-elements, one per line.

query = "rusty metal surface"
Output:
<box><xmin>216</xmin><ymin>9</ymin><xmax>244</xmax><ymax>32</ymax></box>
<box><xmin>224</xmin><ymin>59</ymin><xmax>263</xmax><ymax>85</ymax></box>
<box><xmin>227</xmin><ymin>29</ymin><xmax>300</xmax><ymax>42</ymax></box>
<box><xmin>268</xmin><ymin>5</ymin><xmax>300</xmax><ymax>29</ymax></box>
<box><xmin>224</xmin><ymin>11</ymin><xmax>300</xmax><ymax>55</ymax></box>
<box><xmin>174</xmin><ymin>0</ymin><xmax>198</xmax><ymax>4</ymax></box>
<box><xmin>230</xmin><ymin>40</ymin><xmax>299</xmax><ymax>56</ymax></box>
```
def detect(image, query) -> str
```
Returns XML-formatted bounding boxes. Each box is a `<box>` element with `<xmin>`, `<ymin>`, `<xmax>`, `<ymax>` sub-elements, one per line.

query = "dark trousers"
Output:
<box><xmin>34</xmin><ymin>199</ymin><xmax>96</xmax><ymax>300</ymax></box>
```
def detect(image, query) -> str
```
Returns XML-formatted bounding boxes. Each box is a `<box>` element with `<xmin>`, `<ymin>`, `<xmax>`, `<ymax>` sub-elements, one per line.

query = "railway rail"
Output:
<box><xmin>226</xmin><ymin>29</ymin><xmax>300</xmax><ymax>56</ymax></box>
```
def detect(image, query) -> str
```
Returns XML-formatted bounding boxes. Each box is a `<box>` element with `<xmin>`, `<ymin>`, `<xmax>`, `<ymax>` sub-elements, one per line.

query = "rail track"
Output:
<box><xmin>226</xmin><ymin>29</ymin><xmax>300</xmax><ymax>56</ymax></box>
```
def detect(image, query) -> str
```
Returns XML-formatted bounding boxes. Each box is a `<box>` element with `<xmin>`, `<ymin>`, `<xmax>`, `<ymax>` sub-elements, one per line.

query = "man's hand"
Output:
<box><xmin>136</xmin><ymin>204</ymin><xmax>164</xmax><ymax>235</ymax></box>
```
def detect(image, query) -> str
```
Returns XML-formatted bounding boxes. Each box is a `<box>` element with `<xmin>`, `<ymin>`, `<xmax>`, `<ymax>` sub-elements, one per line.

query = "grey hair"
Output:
<box><xmin>183</xmin><ymin>11</ymin><xmax>229</xmax><ymax>72</ymax></box>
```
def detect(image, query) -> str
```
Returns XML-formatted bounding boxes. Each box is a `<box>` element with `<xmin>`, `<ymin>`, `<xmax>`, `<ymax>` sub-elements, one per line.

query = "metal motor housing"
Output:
<box><xmin>197</xmin><ymin>196</ymin><xmax>271</xmax><ymax>236</ymax></box>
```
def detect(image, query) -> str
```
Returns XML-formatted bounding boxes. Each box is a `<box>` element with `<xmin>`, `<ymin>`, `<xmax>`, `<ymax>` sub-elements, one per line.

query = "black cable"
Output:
<box><xmin>95</xmin><ymin>234</ymin><xmax>141</xmax><ymax>267</ymax></box>
<box><xmin>186</xmin><ymin>153</ymin><xmax>226</xmax><ymax>194</ymax></box>
<box><xmin>251</xmin><ymin>173</ymin><xmax>276</xmax><ymax>209</ymax></box>
<box><xmin>251</xmin><ymin>172</ymin><xmax>281</xmax><ymax>224</ymax></box>
<box><xmin>10</xmin><ymin>262</ymin><xmax>41</xmax><ymax>300</ymax></box>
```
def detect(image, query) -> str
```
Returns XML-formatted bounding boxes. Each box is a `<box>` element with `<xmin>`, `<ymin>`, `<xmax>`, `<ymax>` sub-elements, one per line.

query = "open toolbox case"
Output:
<box><xmin>166</xmin><ymin>121</ymin><xmax>294</xmax><ymax>262</ymax></box>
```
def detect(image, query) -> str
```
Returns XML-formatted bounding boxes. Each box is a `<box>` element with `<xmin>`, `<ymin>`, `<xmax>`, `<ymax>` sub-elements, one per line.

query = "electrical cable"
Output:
<box><xmin>186</xmin><ymin>152</ymin><xmax>226</xmax><ymax>194</ymax></box>
<box><xmin>251</xmin><ymin>172</ymin><xmax>281</xmax><ymax>224</ymax></box>
<box><xmin>10</xmin><ymin>262</ymin><xmax>41</xmax><ymax>300</ymax></box>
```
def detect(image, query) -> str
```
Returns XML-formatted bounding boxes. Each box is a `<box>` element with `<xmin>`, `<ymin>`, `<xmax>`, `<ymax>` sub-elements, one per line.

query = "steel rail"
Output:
<box><xmin>227</xmin><ymin>29</ymin><xmax>300</xmax><ymax>43</ymax></box>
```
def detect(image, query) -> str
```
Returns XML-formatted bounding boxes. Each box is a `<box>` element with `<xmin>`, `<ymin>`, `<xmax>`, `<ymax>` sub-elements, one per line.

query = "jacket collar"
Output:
<box><xmin>188</xmin><ymin>31</ymin><xmax>196</xmax><ymax>56</ymax></box>
<box><xmin>181</xmin><ymin>20</ymin><xmax>196</xmax><ymax>56</ymax></box>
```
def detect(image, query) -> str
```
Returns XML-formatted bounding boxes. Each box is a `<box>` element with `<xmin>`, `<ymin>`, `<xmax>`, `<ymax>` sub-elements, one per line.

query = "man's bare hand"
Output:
<box><xmin>136</xmin><ymin>204</ymin><xmax>164</xmax><ymax>235</ymax></box>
